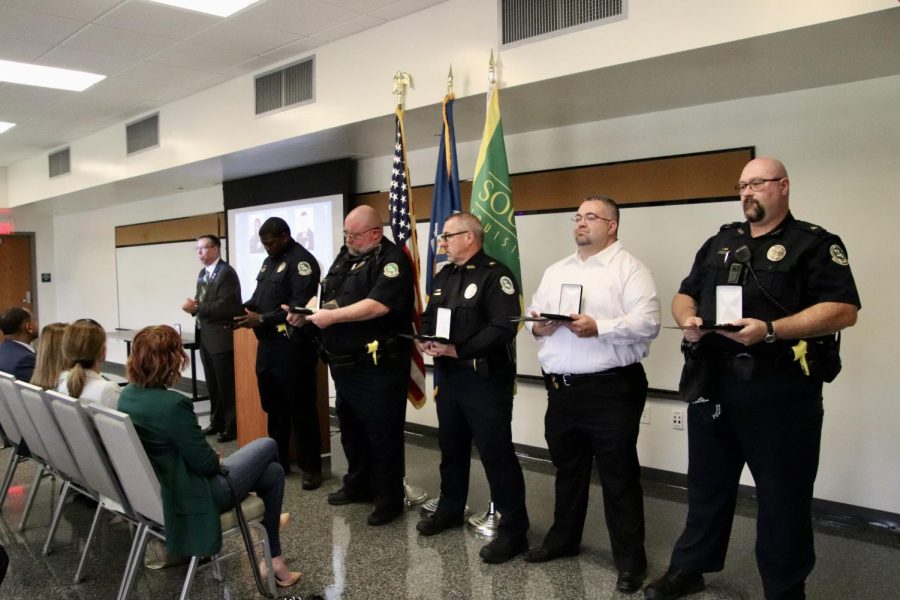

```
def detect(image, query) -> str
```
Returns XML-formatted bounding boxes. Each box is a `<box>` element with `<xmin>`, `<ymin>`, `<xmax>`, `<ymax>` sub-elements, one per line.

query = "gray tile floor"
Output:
<box><xmin>1</xmin><ymin>424</ymin><xmax>898</xmax><ymax>599</ymax></box>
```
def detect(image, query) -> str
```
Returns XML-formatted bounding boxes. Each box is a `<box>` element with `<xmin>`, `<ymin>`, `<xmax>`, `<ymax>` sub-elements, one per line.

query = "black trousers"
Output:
<box><xmin>670</xmin><ymin>364</ymin><xmax>824</xmax><ymax>600</ymax></box>
<box><xmin>331</xmin><ymin>358</ymin><xmax>408</xmax><ymax>512</ymax></box>
<box><xmin>255</xmin><ymin>338</ymin><xmax>322</xmax><ymax>474</ymax></box>
<box><xmin>434</xmin><ymin>366</ymin><xmax>529</xmax><ymax>538</ymax></box>
<box><xmin>542</xmin><ymin>363</ymin><xmax>648</xmax><ymax>572</ymax></box>
<box><xmin>196</xmin><ymin>329</ymin><xmax>236</xmax><ymax>434</ymax></box>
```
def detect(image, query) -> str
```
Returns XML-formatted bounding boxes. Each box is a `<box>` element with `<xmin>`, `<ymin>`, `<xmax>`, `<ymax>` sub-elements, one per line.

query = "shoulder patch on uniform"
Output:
<box><xmin>499</xmin><ymin>275</ymin><xmax>515</xmax><ymax>295</ymax></box>
<box><xmin>383</xmin><ymin>262</ymin><xmax>400</xmax><ymax>278</ymax></box>
<box><xmin>829</xmin><ymin>244</ymin><xmax>849</xmax><ymax>266</ymax></box>
<box><xmin>297</xmin><ymin>261</ymin><xmax>312</xmax><ymax>276</ymax></box>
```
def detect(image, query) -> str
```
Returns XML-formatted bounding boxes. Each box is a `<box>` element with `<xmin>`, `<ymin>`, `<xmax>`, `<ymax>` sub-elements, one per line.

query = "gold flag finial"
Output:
<box><xmin>393</xmin><ymin>71</ymin><xmax>412</xmax><ymax>108</ymax></box>
<box><xmin>447</xmin><ymin>65</ymin><xmax>454</xmax><ymax>96</ymax></box>
<box><xmin>488</xmin><ymin>50</ymin><xmax>496</xmax><ymax>86</ymax></box>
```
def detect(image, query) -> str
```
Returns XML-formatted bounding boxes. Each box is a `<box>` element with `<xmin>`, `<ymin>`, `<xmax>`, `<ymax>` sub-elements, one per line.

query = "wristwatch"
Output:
<box><xmin>764</xmin><ymin>321</ymin><xmax>776</xmax><ymax>343</ymax></box>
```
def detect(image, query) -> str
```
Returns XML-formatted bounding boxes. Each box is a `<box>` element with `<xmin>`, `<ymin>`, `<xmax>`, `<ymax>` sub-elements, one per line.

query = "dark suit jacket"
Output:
<box><xmin>194</xmin><ymin>260</ymin><xmax>242</xmax><ymax>355</ymax></box>
<box><xmin>0</xmin><ymin>339</ymin><xmax>36</xmax><ymax>381</ymax></box>
<box><xmin>118</xmin><ymin>385</ymin><xmax>222</xmax><ymax>556</ymax></box>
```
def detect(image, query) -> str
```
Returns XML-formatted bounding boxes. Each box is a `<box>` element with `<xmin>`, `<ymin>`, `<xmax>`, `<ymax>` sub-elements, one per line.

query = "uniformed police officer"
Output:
<box><xmin>234</xmin><ymin>216</ymin><xmax>323</xmax><ymax>490</ymax></box>
<box><xmin>415</xmin><ymin>212</ymin><xmax>529</xmax><ymax>564</ymax></box>
<box><xmin>289</xmin><ymin>205</ymin><xmax>413</xmax><ymax>527</ymax></box>
<box><xmin>645</xmin><ymin>158</ymin><xmax>861</xmax><ymax>600</ymax></box>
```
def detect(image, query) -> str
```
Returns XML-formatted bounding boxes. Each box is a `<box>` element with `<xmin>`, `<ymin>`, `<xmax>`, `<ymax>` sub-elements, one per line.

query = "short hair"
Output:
<box><xmin>127</xmin><ymin>325</ymin><xmax>189</xmax><ymax>389</ymax></box>
<box><xmin>445</xmin><ymin>213</ymin><xmax>485</xmax><ymax>243</ymax></box>
<box><xmin>0</xmin><ymin>307</ymin><xmax>31</xmax><ymax>335</ymax></box>
<box><xmin>198</xmin><ymin>234</ymin><xmax>220</xmax><ymax>248</ymax></box>
<box><xmin>259</xmin><ymin>217</ymin><xmax>290</xmax><ymax>238</ymax></box>
<box><xmin>30</xmin><ymin>322</ymin><xmax>68</xmax><ymax>390</ymax></box>
<box><xmin>584</xmin><ymin>195</ymin><xmax>620</xmax><ymax>224</ymax></box>
<box><xmin>61</xmin><ymin>319</ymin><xmax>108</xmax><ymax>398</ymax></box>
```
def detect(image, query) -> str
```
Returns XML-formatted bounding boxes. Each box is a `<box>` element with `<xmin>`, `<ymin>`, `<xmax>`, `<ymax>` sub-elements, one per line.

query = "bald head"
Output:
<box><xmin>344</xmin><ymin>205</ymin><xmax>384</xmax><ymax>255</ymax></box>
<box><xmin>739</xmin><ymin>156</ymin><xmax>791</xmax><ymax>235</ymax></box>
<box><xmin>744</xmin><ymin>157</ymin><xmax>788</xmax><ymax>180</ymax></box>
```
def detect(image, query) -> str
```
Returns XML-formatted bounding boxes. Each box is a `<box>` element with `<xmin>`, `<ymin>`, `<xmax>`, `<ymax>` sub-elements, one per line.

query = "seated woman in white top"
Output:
<box><xmin>57</xmin><ymin>319</ymin><xmax>121</xmax><ymax>409</ymax></box>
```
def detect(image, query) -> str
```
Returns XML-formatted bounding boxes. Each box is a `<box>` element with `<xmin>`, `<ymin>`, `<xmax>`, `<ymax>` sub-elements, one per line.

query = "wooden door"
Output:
<box><xmin>0</xmin><ymin>236</ymin><xmax>35</xmax><ymax>332</ymax></box>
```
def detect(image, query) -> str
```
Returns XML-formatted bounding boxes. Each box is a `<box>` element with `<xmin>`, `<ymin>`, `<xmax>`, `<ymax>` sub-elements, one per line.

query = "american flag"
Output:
<box><xmin>388</xmin><ymin>108</ymin><xmax>426</xmax><ymax>408</ymax></box>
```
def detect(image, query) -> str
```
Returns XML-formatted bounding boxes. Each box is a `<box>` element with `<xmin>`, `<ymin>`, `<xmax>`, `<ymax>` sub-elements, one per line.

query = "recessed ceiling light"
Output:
<box><xmin>144</xmin><ymin>0</ymin><xmax>262</xmax><ymax>17</ymax></box>
<box><xmin>0</xmin><ymin>60</ymin><xmax>105</xmax><ymax>92</ymax></box>
<box><xmin>0</xmin><ymin>122</ymin><xmax>16</xmax><ymax>134</ymax></box>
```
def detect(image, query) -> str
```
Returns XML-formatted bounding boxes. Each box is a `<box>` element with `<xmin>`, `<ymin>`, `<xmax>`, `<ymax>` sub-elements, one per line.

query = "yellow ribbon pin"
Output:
<box><xmin>791</xmin><ymin>340</ymin><xmax>810</xmax><ymax>376</ymax></box>
<box><xmin>366</xmin><ymin>340</ymin><xmax>379</xmax><ymax>366</ymax></box>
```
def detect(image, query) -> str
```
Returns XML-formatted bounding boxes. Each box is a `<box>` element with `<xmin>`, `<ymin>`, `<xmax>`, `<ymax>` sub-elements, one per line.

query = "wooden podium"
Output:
<box><xmin>233</xmin><ymin>328</ymin><xmax>330</xmax><ymax>460</ymax></box>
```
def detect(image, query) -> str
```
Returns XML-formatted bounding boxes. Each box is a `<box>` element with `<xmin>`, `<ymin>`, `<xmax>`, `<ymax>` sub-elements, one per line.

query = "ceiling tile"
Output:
<box><xmin>236</xmin><ymin>0</ymin><xmax>357</xmax><ymax>36</ymax></box>
<box><xmin>186</xmin><ymin>20</ymin><xmax>299</xmax><ymax>55</ymax></box>
<box><xmin>0</xmin><ymin>6</ymin><xmax>86</xmax><ymax>45</ymax></box>
<box><xmin>216</xmin><ymin>55</ymin><xmax>281</xmax><ymax>77</ymax></box>
<box><xmin>323</xmin><ymin>0</ymin><xmax>398</xmax><ymax>11</ymax></box>
<box><xmin>258</xmin><ymin>38</ymin><xmax>321</xmax><ymax>63</ymax></box>
<box><xmin>37</xmin><ymin>46</ymin><xmax>140</xmax><ymax>76</ymax></box>
<box><xmin>0</xmin><ymin>0</ymin><xmax>122</xmax><ymax>22</ymax></box>
<box><xmin>116</xmin><ymin>61</ymin><xmax>210</xmax><ymax>89</ymax></box>
<box><xmin>0</xmin><ymin>84</ymin><xmax>69</xmax><ymax>122</ymax></box>
<box><xmin>371</xmin><ymin>0</ymin><xmax>446</xmax><ymax>20</ymax></box>
<box><xmin>62</xmin><ymin>24</ymin><xmax>178</xmax><ymax>60</ymax></box>
<box><xmin>0</xmin><ymin>36</ymin><xmax>53</xmax><ymax>62</ymax></box>
<box><xmin>310</xmin><ymin>14</ymin><xmax>383</xmax><ymax>43</ymax></box>
<box><xmin>96</xmin><ymin>1</ymin><xmax>220</xmax><ymax>40</ymax></box>
<box><xmin>150</xmin><ymin>41</ymin><xmax>253</xmax><ymax>71</ymax></box>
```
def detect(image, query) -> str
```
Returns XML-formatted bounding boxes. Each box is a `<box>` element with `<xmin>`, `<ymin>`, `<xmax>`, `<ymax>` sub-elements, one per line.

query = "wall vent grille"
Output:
<box><xmin>48</xmin><ymin>147</ymin><xmax>70</xmax><ymax>178</ymax></box>
<box><xmin>501</xmin><ymin>0</ymin><xmax>626</xmax><ymax>46</ymax></box>
<box><xmin>255</xmin><ymin>57</ymin><xmax>314</xmax><ymax>115</ymax></box>
<box><xmin>126</xmin><ymin>113</ymin><xmax>159</xmax><ymax>155</ymax></box>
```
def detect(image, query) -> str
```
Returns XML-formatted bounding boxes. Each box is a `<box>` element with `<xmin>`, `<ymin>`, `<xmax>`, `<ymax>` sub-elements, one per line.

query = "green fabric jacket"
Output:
<box><xmin>117</xmin><ymin>385</ymin><xmax>222</xmax><ymax>556</ymax></box>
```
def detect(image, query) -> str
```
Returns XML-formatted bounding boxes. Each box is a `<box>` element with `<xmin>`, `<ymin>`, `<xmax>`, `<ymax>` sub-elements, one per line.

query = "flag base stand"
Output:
<box><xmin>467</xmin><ymin>501</ymin><xmax>501</xmax><ymax>538</ymax></box>
<box><xmin>404</xmin><ymin>478</ymin><xmax>429</xmax><ymax>506</ymax></box>
<box><xmin>419</xmin><ymin>496</ymin><xmax>469</xmax><ymax>518</ymax></box>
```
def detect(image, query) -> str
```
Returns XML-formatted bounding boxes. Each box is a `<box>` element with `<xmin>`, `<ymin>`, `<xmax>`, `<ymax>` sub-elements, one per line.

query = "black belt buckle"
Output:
<box><xmin>731</xmin><ymin>352</ymin><xmax>755</xmax><ymax>381</ymax></box>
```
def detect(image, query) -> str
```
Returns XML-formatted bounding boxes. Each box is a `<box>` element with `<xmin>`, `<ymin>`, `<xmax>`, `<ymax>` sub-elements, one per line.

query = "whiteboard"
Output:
<box><xmin>410</xmin><ymin>199</ymin><xmax>740</xmax><ymax>393</ymax></box>
<box><xmin>115</xmin><ymin>240</ymin><xmax>228</xmax><ymax>333</ymax></box>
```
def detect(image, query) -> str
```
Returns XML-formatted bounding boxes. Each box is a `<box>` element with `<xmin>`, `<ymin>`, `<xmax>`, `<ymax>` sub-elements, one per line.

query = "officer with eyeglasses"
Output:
<box><xmin>645</xmin><ymin>157</ymin><xmax>860</xmax><ymax>600</ymax></box>
<box><xmin>287</xmin><ymin>205</ymin><xmax>414</xmax><ymax>527</ymax></box>
<box><xmin>415</xmin><ymin>212</ymin><xmax>529</xmax><ymax>564</ymax></box>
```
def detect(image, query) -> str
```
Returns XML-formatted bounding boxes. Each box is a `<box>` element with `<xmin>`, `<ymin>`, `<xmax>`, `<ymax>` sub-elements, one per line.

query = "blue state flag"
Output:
<box><xmin>426</xmin><ymin>94</ymin><xmax>462</xmax><ymax>297</ymax></box>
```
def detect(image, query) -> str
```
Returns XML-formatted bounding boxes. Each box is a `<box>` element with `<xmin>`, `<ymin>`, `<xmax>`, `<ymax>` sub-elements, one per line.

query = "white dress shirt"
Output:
<box><xmin>57</xmin><ymin>369</ymin><xmax>121</xmax><ymax>409</ymax></box>
<box><xmin>527</xmin><ymin>240</ymin><xmax>661</xmax><ymax>374</ymax></box>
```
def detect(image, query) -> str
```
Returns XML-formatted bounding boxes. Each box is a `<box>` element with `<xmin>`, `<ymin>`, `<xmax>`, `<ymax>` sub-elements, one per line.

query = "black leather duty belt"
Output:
<box><xmin>544</xmin><ymin>365</ymin><xmax>630</xmax><ymax>389</ymax></box>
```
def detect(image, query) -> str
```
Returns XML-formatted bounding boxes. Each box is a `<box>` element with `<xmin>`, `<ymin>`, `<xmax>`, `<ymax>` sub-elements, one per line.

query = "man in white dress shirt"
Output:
<box><xmin>525</xmin><ymin>196</ymin><xmax>660</xmax><ymax>595</ymax></box>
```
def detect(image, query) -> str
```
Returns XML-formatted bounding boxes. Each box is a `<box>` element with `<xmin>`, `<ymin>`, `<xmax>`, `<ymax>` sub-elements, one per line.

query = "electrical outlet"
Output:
<box><xmin>672</xmin><ymin>410</ymin><xmax>684</xmax><ymax>430</ymax></box>
<box><xmin>640</xmin><ymin>406</ymin><xmax>650</xmax><ymax>424</ymax></box>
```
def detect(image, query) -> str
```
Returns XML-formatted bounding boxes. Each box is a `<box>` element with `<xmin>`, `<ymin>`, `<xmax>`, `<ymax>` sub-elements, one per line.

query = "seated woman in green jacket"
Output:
<box><xmin>118</xmin><ymin>325</ymin><xmax>300</xmax><ymax>587</ymax></box>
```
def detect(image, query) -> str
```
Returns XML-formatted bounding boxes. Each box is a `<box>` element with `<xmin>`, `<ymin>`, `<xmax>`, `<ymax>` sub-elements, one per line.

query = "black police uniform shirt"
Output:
<box><xmin>245</xmin><ymin>239</ymin><xmax>320</xmax><ymax>341</ymax></box>
<box><xmin>319</xmin><ymin>238</ymin><xmax>414</xmax><ymax>355</ymax></box>
<box><xmin>421</xmin><ymin>249</ymin><xmax>521</xmax><ymax>366</ymax></box>
<box><xmin>679</xmin><ymin>212</ymin><xmax>861</xmax><ymax>354</ymax></box>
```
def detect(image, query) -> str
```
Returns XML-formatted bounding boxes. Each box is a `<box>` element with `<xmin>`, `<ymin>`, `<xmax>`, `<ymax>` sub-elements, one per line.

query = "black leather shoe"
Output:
<box><xmin>216</xmin><ymin>430</ymin><xmax>236</xmax><ymax>443</ymax></box>
<box><xmin>617</xmin><ymin>567</ymin><xmax>647</xmax><ymax>594</ymax></box>
<box><xmin>524</xmin><ymin>544</ymin><xmax>580</xmax><ymax>563</ymax></box>
<box><xmin>200</xmin><ymin>425</ymin><xmax>220</xmax><ymax>436</ymax></box>
<box><xmin>301</xmin><ymin>472</ymin><xmax>323</xmax><ymax>490</ymax></box>
<box><xmin>367</xmin><ymin>506</ymin><xmax>404</xmax><ymax>526</ymax></box>
<box><xmin>327</xmin><ymin>488</ymin><xmax>373</xmax><ymax>506</ymax></box>
<box><xmin>416</xmin><ymin>514</ymin><xmax>465</xmax><ymax>536</ymax></box>
<box><xmin>644</xmin><ymin>566</ymin><xmax>705</xmax><ymax>599</ymax></box>
<box><xmin>479</xmin><ymin>535</ymin><xmax>528</xmax><ymax>564</ymax></box>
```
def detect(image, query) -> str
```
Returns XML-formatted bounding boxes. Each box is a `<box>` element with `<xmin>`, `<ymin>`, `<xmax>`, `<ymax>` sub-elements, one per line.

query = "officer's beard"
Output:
<box><xmin>348</xmin><ymin>242</ymin><xmax>378</xmax><ymax>257</ymax></box>
<box><xmin>743</xmin><ymin>198</ymin><xmax>765</xmax><ymax>223</ymax></box>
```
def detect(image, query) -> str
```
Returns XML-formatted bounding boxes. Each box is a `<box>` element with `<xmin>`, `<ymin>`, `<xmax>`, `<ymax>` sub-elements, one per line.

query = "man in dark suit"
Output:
<box><xmin>0</xmin><ymin>306</ymin><xmax>38</xmax><ymax>381</ymax></box>
<box><xmin>182</xmin><ymin>235</ymin><xmax>242</xmax><ymax>443</ymax></box>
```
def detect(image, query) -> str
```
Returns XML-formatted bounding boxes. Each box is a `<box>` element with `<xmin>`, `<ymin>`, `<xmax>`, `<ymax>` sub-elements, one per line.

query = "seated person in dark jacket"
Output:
<box><xmin>0</xmin><ymin>307</ymin><xmax>38</xmax><ymax>381</ymax></box>
<box><xmin>117</xmin><ymin>325</ymin><xmax>300</xmax><ymax>588</ymax></box>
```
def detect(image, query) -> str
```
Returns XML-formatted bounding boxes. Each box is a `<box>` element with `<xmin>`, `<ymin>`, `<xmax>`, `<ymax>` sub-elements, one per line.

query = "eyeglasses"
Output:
<box><xmin>734</xmin><ymin>178</ymin><xmax>783</xmax><ymax>192</ymax></box>
<box><xmin>438</xmin><ymin>231</ymin><xmax>469</xmax><ymax>242</ymax></box>
<box><xmin>571</xmin><ymin>213</ymin><xmax>614</xmax><ymax>224</ymax></box>
<box><xmin>342</xmin><ymin>227</ymin><xmax>379</xmax><ymax>241</ymax></box>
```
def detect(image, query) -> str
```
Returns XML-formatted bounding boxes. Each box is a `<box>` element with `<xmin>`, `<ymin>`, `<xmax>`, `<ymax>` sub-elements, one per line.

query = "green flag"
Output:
<box><xmin>470</xmin><ymin>84</ymin><xmax>522</xmax><ymax>292</ymax></box>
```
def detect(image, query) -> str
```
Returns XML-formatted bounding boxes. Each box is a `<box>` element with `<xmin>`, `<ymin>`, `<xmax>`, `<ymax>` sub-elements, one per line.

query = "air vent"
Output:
<box><xmin>501</xmin><ymin>0</ymin><xmax>626</xmax><ymax>46</ymax></box>
<box><xmin>48</xmin><ymin>147</ymin><xmax>70</xmax><ymax>178</ymax></box>
<box><xmin>255</xmin><ymin>57</ymin><xmax>314</xmax><ymax>115</ymax></box>
<box><xmin>126</xmin><ymin>113</ymin><xmax>159</xmax><ymax>155</ymax></box>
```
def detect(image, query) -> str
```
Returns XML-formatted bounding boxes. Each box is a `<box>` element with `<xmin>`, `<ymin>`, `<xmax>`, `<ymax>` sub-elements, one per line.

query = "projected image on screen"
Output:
<box><xmin>228</xmin><ymin>195</ymin><xmax>342</xmax><ymax>303</ymax></box>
